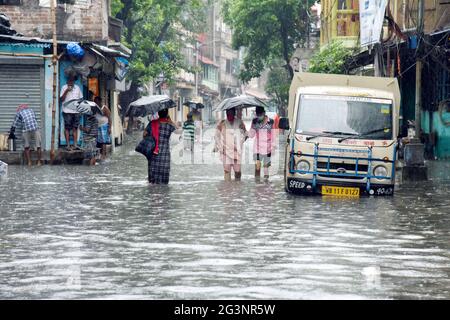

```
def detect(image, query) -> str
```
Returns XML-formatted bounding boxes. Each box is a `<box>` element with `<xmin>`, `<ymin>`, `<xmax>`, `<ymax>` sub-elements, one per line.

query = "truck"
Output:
<box><xmin>278</xmin><ymin>72</ymin><xmax>401</xmax><ymax>196</ymax></box>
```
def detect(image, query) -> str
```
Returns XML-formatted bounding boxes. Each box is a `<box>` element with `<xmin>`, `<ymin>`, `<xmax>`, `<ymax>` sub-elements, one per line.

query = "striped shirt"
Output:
<box><xmin>183</xmin><ymin>121</ymin><xmax>195</xmax><ymax>141</ymax></box>
<box><xmin>12</xmin><ymin>108</ymin><xmax>39</xmax><ymax>132</ymax></box>
<box><xmin>83</xmin><ymin>115</ymin><xmax>98</xmax><ymax>142</ymax></box>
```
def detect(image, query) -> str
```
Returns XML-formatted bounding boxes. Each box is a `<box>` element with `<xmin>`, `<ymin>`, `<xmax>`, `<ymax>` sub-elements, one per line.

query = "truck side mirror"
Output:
<box><xmin>278</xmin><ymin>118</ymin><xmax>290</xmax><ymax>130</ymax></box>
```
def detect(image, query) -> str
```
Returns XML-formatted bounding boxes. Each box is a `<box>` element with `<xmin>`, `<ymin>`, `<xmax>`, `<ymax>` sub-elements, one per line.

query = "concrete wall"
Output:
<box><xmin>1</xmin><ymin>0</ymin><xmax>109</xmax><ymax>42</ymax></box>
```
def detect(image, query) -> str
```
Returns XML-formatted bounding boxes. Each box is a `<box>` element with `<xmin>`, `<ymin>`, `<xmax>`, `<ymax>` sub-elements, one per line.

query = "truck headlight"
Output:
<box><xmin>374</xmin><ymin>165</ymin><xmax>388</xmax><ymax>178</ymax></box>
<box><xmin>296</xmin><ymin>160</ymin><xmax>310</xmax><ymax>173</ymax></box>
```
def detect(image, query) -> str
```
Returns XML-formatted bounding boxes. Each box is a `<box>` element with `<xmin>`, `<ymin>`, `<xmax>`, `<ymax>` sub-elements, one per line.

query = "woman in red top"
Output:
<box><xmin>144</xmin><ymin>109</ymin><xmax>178</xmax><ymax>184</ymax></box>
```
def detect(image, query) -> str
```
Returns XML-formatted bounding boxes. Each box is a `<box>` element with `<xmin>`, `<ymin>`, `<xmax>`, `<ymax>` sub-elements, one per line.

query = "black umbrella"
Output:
<box><xmin>63</xmin><ymin>99</ymin><xmax>103</xmax><ymax>115</ymax></box>
<box><xmin>213</xmin><ymin>95</ymin><xmax>268</xmax><ymax>111</ymax></box>
<box><xmin>183</xmin><ymin>101</ymin><xmax>205</xmax><ymax>109</ymax></box>
<box><xmin>126</xmin><ymin>95</ymin><xmax>176</xmax><ymax>117</ymax></box>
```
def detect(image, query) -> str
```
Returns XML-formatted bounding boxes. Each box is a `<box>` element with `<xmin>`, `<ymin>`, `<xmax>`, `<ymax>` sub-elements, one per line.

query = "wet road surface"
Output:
<box><xmin>1</xmin><ymin>129</ymin><xmax>449</xmax><ymax>299</ymax></box>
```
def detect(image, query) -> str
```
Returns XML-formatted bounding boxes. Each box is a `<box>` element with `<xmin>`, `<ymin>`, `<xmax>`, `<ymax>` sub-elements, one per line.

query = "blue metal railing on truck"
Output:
<box><xmin>289</xmin><ymin>140</ymin><xmax>396</xmax><ymax>192</ymax></box>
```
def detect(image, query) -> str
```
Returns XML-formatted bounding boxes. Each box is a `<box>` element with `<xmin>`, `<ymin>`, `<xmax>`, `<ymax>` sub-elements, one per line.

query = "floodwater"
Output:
<box><xmin>0</xmin><ymin>128</ymin><xmax>449</xmax><ymax>300</ymax></box>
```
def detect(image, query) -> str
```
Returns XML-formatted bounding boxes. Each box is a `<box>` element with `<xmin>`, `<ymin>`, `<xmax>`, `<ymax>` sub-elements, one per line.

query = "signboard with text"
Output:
<box><xmin>359</xmin><ymin>0</ymin><xmax>388</xmax><ymax>47</ymax></box>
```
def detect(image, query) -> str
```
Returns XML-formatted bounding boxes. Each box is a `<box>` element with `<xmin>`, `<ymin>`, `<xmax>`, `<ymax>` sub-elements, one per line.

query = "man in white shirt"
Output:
<box><xmin>60</xmin><ymin>76</ymin><xmax>83</xmax><ymax>150</ymax></box>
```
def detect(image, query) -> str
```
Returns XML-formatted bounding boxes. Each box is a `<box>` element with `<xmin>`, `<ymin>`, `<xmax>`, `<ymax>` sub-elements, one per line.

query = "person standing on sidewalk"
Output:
<box><xmin>94</xmin><ymin>96</ymin><xmax>111</xmax><ymax>161</ymax></box>
<box><xmin>9</xmin><ymin>104</ymin><xmax>42</xmax><ymax>166</ymax></box>
<box><xmin>60</xmin><ymin>76</ymin><xmax>83</xmax><ymax>151</ymax></box>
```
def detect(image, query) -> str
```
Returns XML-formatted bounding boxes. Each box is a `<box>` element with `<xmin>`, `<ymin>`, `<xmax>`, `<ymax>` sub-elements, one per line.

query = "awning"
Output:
<box><xmin>91</xmin><ymin>43</ymin><xmax>130</xmax><ymax>58</ymax></box>
<box><xmin>199</xmin><ymin>55</ymin><xmax>219</xmax><ymax>68</ymax></box>
<box><xmin>0</xmin><ymin>34</ymin><xmax>131</xmax><ymax>59</ymax></box>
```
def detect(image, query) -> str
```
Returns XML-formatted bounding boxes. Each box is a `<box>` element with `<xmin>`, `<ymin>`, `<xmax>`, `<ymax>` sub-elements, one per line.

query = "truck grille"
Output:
<box><xmin>316</xmin><ymin>162</ymin><xmax>369</xmax><ymax>173</ymax></box>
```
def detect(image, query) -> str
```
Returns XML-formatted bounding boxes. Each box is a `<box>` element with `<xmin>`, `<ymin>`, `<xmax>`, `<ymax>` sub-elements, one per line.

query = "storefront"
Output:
<box><xmin>0</xmin><ymin>42</ymin><xmax>48</xmax><ymax>151</ymax></box>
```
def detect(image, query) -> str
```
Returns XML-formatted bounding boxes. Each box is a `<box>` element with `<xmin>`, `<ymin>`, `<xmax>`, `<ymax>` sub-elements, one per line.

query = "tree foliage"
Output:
<box><xmin>223</xmin><ymin>0</ymin><xmax>314</xmax><ymax>82</ymax></box>
<box><xmin>111</xmin><ymin>0</ymin><xmax>207</xmax><ymax>93</ymax></box>
<box><xmin>265</xmin><ymin>61</ymin><xmax>291</xmax><ymax>115</ymax></box>
<box><xmin>308</xmin><ymin>40</ymin><xmax>355</xmax><ymax>74</ymax></box>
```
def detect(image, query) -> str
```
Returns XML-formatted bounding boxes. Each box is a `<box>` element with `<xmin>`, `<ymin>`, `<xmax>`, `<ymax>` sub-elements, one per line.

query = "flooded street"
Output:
<box><xmin>1</xmin><ymin>130</ymin><xmax>450</xmax><ymax>300</ymax></box>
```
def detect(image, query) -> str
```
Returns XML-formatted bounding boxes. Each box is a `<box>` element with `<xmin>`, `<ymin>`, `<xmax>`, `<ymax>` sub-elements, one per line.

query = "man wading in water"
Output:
<box><xmin>214</xmin><ymin>107</ymin><xmax>247</xmax><ymax>181</ymax></box>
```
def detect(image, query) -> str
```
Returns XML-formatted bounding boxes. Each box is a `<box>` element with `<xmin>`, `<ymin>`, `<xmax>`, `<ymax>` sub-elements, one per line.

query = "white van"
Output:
<box><xmin>279</xmin><ymin>72</ymin><xmax>401</xmax><ymax>196</ymax></box>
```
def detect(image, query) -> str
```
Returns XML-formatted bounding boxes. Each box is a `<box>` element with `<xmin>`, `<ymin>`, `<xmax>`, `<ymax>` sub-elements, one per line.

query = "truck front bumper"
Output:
<box><xmin>286</xmin><ymin>177</ymin><xmax>395</xmax><ymax>196</ymax></box>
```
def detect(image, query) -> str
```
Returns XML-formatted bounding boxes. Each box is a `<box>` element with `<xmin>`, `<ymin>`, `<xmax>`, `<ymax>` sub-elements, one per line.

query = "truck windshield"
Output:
<box><xmin>296</xmin><ymin>95</ymin><xmax>393</xmax><ymax>140</ymax></box>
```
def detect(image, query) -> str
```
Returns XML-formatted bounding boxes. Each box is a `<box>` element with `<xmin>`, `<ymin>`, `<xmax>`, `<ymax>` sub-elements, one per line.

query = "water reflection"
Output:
<box><xmin>0</xmin><ymin>134</ymin><xmax>449</xmax><ymax>299</ymax></box>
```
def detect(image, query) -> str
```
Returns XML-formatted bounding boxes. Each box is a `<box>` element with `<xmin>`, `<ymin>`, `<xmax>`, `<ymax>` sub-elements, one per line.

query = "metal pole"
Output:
<box><xmin>50</xmin><ymin>0</ymin><xmax>58</xmax><ymax>163</ymax></box>
<box><xmin>195</xmin><ymin>41</ymin><xmax>199</xmax><ymax>97</ymax></box>
<box><xmin>418</xmin><ymin>0</ymin><xmax>424</xmax><ymax>34</ymax></box>
<box><xmin>415</xmin><ymin>0</ymin><xmax>424</xmax><ymax>138</ymax></box>
<box><xmin>415</xmin><ymin>60</ymin><xmax>422</xmax><ymax>138</ymax></box>
<box><xmin>110</xmin><ymin>91</ymin><xmax>116</xmax><ymax>153</ymax></box>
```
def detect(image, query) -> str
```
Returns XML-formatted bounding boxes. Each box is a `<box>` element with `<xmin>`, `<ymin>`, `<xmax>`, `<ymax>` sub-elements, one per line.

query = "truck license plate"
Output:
<box><xmin>322</xmin><ymin>186</ymin><xmax>360</xmax><ymax>197</ymax></box>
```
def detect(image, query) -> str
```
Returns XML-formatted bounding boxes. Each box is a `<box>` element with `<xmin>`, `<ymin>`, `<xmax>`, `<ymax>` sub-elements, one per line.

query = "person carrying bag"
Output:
<box><xmin>135</xmin><ymin>121</ymin><xmax>156</xmax><ymax>160</ymax></box>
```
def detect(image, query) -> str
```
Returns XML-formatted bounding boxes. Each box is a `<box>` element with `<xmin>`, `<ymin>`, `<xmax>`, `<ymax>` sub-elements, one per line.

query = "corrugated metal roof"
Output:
<box><xmin>0</xmin><ymin>34</ymin><xmax>130</xmax><ymax>58</ymax></box>
<box><xmin>0</xmin><ymin>42</ymin><xmax>50</xmax><ymax>49</ymax></box>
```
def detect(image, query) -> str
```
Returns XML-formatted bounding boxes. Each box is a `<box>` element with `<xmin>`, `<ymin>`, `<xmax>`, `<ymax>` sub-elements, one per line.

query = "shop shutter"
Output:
<box><xmin>0</xmin><ymin>64</ymin><xmax>43</xmax><ymax>151</ymax></box>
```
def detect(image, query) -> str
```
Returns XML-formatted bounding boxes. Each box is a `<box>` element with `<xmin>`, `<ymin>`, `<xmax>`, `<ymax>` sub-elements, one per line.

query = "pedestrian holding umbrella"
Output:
<box><xmin>126</xmin><ymin>95</ymin><xmax>176</xmax><ymax>118</ymax></box>
<box><xmin>213</xmin><ymin>95</ymin><xmax>268</xmax><ymax>112</ymax></box>
<box><xmin>129</xmin><ymin>95</ymin><xmax>178</xmax><ymax>184</ymax></box>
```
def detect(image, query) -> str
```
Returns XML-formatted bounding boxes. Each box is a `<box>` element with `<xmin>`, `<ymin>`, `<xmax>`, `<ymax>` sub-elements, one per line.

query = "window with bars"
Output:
<box><xmin>336</xmin><ymin>0</ymin><xmax>360</xmax><ymax>37</ymax></box>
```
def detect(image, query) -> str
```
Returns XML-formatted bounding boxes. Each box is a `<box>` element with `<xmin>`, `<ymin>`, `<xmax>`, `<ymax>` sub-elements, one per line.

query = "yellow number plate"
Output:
<box><xmin>322</xmin><ymin>186</ymin><xmax>360</xmax><ymax>197</ymax></box>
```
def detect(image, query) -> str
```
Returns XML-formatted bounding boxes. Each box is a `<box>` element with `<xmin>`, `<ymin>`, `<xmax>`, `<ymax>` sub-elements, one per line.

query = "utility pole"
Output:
<box><xmin>195</xmin><ymin>41</ymin><xmax>199</xmax><ymax>97</ymax></box>
<box><xmin>415</xmin><ymin>0</ymin><xmax>424</xmax><ymax>137</ymax></box>
<box><xmin>402</xmin><ymin>0</ymin><xmax>428</xmax><ymax>182</ymax></box>
<box><xmin>50</xmin><ymin>0</ymin><xmax>58</xmax><ymax>164</ymax></box>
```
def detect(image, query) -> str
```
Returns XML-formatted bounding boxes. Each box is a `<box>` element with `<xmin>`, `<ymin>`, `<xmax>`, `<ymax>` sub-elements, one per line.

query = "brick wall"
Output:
<box><xmin>0</xmin><ymin>0</ymin><xmax>108</xmax><ymax>42</ymax></box>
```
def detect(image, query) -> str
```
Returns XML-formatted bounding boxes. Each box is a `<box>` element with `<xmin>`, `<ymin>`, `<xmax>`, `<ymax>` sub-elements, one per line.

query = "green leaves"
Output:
<box><xmin>265</xmin><ymin>60</ymin><xmax>291</xmax><ymax>115</ymax></box>
<box><xmin>112</xmin><ymin>0</ymin><xmax>207</xmax><ymax>87</ymax></box>
<box><xmin>308</xmin><ymin>40</ymin><xmax>355</xmax><ymax>74</ymax></box>
<box><xmin>223</xmin><ymin>0</ymin><xmax>314</xmax><ymax>82</ymax></box>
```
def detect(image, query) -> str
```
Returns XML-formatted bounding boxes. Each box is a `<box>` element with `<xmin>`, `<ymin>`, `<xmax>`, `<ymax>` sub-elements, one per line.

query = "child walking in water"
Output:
<box><xmin>249</xmin><ymin>106</ymin><xmax>275</xmax><ymax>181</ymax></box>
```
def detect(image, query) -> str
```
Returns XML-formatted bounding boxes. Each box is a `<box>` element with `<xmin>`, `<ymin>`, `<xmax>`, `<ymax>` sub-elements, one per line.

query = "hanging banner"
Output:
<box><xmin>359</xmin><ymin>0</ymin><xmax>388</xmax><ymax>47</ymax></box>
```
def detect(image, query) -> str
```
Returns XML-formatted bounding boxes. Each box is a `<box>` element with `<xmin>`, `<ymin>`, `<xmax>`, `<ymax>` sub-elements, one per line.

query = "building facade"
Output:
<box><xmin>0</xmin><ymin>0</ymin><xmax>129</xmax><ymax>163</ymax></box>
<box><xmin>320</xmin><ymin>0</ymin><xmax>450</xmax><ymax>159</ymax></box>
<box><xmin>320</xmin><ymin>0</ymin><xmax>360</xmax><ymax>48</ymax></box>
<box><xmin>171</xmin><ymin>0</ymin><xmax>241</xmax><ymax>124</ymax></box>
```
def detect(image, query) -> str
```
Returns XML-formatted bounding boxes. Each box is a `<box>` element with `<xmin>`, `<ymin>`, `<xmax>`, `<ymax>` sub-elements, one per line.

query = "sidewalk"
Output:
<box><xmin>0</xmin><ymin>149</ymin><xmax>91</xmax><ymax>165</ymax></box>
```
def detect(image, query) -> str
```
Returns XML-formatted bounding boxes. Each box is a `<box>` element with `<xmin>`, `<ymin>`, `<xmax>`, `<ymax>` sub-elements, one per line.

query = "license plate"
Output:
<box><xmin>322</xmin><ymin>186</ymin><xmax>360</xmax><ymax>197</ymax></box>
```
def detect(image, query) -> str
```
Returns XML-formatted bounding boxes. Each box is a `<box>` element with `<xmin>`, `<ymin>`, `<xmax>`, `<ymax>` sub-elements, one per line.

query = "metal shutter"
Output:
<box><xmin>0</xmin><ymin>64</ymin><xmax>43</xmax><ymax>151</ymax></box>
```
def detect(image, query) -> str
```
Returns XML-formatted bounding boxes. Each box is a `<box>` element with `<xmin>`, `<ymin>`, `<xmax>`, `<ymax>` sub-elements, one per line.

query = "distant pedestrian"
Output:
<box><xmin>94</xmin><ymin>97</ymin><xmax>111</xmax><ymax>161</ymax></box>
<box><xmin>182</xmin><ymin>112</ymin><xmax>195</xmax><ymax>153</ymax></box>
<box><xmin>10</xmin><ymin>104</ymin><xmax>42</xmax><ymax>166</ymax></box>
<box><xmin>80</xmin><ymin>113</ymin><xmax>99</xmax><ymax>166</ymax></box>
<box><xmin>60</xmin><ymin>76</ymin><xmax>83</xmax><ymax>151</ymax></box>
<box><xmin>146</xmin><ymin>109</ymin><xmax>178</xmax><ymax>184</ymax></box>
<box><xmin>214</xmin><ymin>107</ymin><xmax>247</xmax><ymax>181</ymax></box>
<box><xmin>249</xmin><ymin>106</ymin><xmax>275</xmax><ymax>181</ymax></box>
<box><xmin>192</xmin><ymin>109</ymin><xmax>203</xmax><ymax>142</ymax></box>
